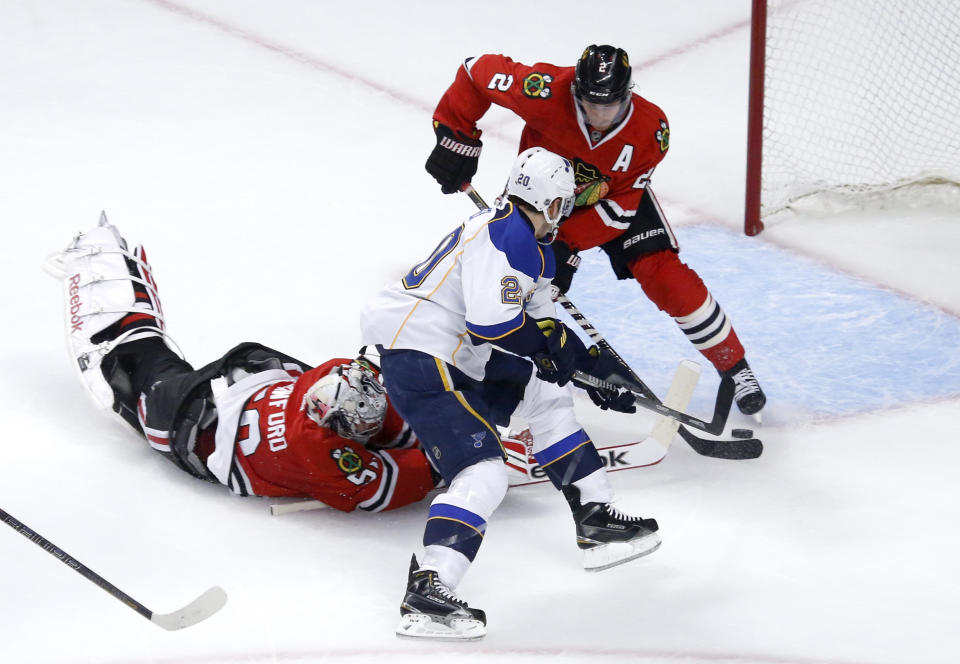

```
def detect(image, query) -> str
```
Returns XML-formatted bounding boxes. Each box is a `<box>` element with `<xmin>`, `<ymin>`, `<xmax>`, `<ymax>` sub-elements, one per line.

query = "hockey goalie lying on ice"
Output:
<box><xmin>46</xmin><ymin>214</ymin><xmax>439</xmax><ymax>513</ymax></box>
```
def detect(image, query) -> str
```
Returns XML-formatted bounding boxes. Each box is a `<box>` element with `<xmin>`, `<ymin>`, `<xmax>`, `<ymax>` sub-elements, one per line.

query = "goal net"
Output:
<box><xmin>745</xmin><ymin>0</ymin><xmax>960</xmax><ymax>234</ymax></box>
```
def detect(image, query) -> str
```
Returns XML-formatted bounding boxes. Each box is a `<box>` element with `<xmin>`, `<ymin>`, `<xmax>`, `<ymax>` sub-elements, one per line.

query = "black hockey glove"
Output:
<box><xmin>551</xmin><ymin>240</ymin><xmax>581</xmax><ymax>297</ymax></box>
<box><xmin>425</xmin><ymin>122</ymin><xmax>482</xmax><ymax>194</ymax></box>
<box><xmin>583</xmin><ymin>346</ymin><xmax>636</xmax><ymax>413</ymax></box>
<box><xmin>532</xmin><ymin>319</ymin><xmax>591</xmax><ymax>387</ymax></box>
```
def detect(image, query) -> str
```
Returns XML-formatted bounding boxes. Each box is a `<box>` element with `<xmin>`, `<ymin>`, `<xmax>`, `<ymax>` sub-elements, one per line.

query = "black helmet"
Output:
<box><xmin>574</xmin><ymin>45</ymin><xmax>632</xmax><ymax>105</ymax></box>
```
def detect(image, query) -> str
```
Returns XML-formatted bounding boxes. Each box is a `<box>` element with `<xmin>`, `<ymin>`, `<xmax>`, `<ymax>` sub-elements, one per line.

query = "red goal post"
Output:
<box><xmin>744</xmin><ymin>0</ymin><xmax>960</xmax><ymax>235</ymax></box>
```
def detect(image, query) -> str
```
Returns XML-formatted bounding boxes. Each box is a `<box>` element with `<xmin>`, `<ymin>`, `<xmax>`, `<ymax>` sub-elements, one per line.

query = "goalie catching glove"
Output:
<box><xmin>425</xmin><ymin>121</ymin><xmax>482</xmax><ymax>194</ymax></box>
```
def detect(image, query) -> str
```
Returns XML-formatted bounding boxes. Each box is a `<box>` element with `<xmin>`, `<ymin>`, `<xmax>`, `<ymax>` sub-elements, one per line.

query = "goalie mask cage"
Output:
<box><xmin>744</xmin><ymin>0</ymin><xmax>960</xmax><ymax>235</ymax></box>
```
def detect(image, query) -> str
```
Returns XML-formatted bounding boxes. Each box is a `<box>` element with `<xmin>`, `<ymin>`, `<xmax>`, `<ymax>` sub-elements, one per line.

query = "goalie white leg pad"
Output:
<box><xmin>47</xmin><ymin>213</ymin><xmax>181</xmax><ymax>416</ymax></box>
<box><xmin>583</xmin><ymin>531</ymin><xmax>662</xmax><ymax>572</ymax></box>
<box><xmin>395</xmin><ymin>613</ymin><xmax>486</xmax><ymax>641</ymax></box>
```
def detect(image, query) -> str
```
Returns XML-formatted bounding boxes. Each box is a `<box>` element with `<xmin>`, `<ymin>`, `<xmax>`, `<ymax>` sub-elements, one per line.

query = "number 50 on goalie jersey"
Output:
<box><xmin>361</xmin><ymin>203</ymin><xmax>557</xmax><ymax>381</ymax></box>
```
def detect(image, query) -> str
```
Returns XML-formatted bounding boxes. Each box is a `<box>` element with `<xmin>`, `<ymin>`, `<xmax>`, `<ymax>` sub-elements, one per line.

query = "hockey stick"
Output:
<box><xmin>270</xmin><ymin>500</ymin><xmax>328</xmax><ymax>516</ymax></box>
<box><xmin>461</xmin><ymin>185</ymin><xmax>762</xmax><ymax>459</ymax></box>
<box><xmin>571</xmin><ymin>369</ymin><xmax>732</xmax><ymax>435</ymax></box>
<box><xmin>0</xmin><ymin>508</ymin><xmax>227</xmax><ymax>630</ymax></box>
<box><xmin>462</xmin><ymin>183</ymin><xmax>490</xmax><ymax>210</ymax></box>
<box><xmin>555</xmin><ymin>294</ymin><xmax>763</xmax><ymax>459</ymax></box>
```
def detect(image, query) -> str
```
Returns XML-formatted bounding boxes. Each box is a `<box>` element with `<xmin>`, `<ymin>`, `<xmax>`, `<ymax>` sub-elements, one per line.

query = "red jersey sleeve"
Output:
<box><xmin>433</xmin><ymin>54</ymin><xmax>570</xmax><ymax>139</ymax></box>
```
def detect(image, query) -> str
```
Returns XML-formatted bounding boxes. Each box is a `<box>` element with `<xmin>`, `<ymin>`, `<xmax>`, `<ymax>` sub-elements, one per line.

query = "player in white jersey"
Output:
<box><xmin>361</xmin><ymin>148</ymin><xmax>662</xmax><ymax>641</ymax></box>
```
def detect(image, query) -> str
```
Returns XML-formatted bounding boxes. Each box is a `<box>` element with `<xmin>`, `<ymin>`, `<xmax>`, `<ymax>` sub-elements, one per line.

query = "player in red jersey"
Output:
<box><xmin>425</xmin><ymin>45</ymin><xmax>765</xmax><ymax>416</ymax></box>
<box><xmin>48</xmin><ymin>216</ymin><xmax>438</xmax><ymax>512</ymax></box>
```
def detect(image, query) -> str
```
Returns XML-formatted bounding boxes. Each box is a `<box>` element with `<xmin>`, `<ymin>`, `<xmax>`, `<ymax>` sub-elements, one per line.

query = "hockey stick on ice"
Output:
<box><xmin>461</xmin><ymin>185</ymin><xmax>762</xmax><ymax>459</ymax></box>
<box><xmin>270</xmin><ymin>500</ymin><xmax>328</xmax><ymax>516</ymax></box>
<box><xmin>571</xmin><ymin>369</ymin><xmax>732</xmax><ymax>435</ymax></box>
<box><xmin>555</xmin><ymin>293</ymin><xmax>763</xmax><ymax>459</ymax></box>
<box><xmin>0</xmin><ymin>508</ymin><xmax>227</xmax><ymax>630</ymax></box>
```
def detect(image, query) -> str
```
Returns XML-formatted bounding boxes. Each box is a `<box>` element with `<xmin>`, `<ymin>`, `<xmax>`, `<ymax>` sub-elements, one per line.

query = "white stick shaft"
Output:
<box><xmin>644</xmin><ymin>360</ymin><xmax>701</xmax><ymax>450</ymax></box>
<box><xmin>269</xmin><ymin>500</ymin><xmax>328</xmax><ymax>516</ymax></box>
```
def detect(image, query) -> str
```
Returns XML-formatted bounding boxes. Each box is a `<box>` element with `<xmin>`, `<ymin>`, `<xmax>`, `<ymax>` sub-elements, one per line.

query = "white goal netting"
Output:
<box><xmin>760</xmin><ymin>0</ymin><xmax>960</xmax><ymax>218</ymax></box>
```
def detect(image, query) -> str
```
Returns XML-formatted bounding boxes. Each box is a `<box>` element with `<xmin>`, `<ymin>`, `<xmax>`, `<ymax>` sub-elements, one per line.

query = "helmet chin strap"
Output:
<box><xmin>538</xmin><ymin>195</ymin><xmax>573</xmax><ymax>244</ymax></box>
<box><xmin>537</xmin><ymin>231</ymin><xmax>557</xmax><ymax>246</ymax></box>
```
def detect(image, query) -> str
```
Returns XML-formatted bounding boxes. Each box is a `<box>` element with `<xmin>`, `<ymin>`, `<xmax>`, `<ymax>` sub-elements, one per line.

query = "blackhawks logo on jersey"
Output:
<box><xmin>331</xmin><ymin>445</ymin><xmax>379</xmax><ymax>486</ymax></box>
<box><xmin>572</xmin><ymin>159</ymin><xmax>611</xmax><ymax>207</ymax></box>
<box><xmin>331</xmin><ymin>446</ymin><xmax>363</xmax><ymax>474</ymax></box>
<box><xmin>656</xmin><ymin>119</ymin><xmax>670</xmax><ymax>153</ymax></box>
<box><xmin>522</xmin><ymin>72</ymin><xmax>553</xmax><ymax>99</ymax></box>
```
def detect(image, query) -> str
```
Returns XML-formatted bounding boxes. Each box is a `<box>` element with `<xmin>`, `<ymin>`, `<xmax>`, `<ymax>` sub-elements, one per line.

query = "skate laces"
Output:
<box><xmin>731</xmin><ymin>365</ymin><xmax>760</xmax><ymax>400</ymax></box>
<box><xmin>603</xmin><ymin>504</ymin><xmax>641</xmax><ymax>523</ymax></box>
<box><xmin>426</xmin><ymin>573</ymin><xmax>465</xmax><ymax>605</ymax></box>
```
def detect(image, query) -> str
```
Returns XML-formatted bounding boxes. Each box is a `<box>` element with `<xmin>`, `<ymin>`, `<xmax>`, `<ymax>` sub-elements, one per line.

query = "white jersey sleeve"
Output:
<box><xmin>361</xmin><ymin>203</ymin><xmax>557</xmax><ymax>380</ymax></box>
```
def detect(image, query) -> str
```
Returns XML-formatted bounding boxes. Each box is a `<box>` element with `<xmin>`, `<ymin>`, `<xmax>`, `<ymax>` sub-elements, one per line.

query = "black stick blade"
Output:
<box><xmin>679</xmin><ymin>428</ymin><xmax>763</xmax><ymax>459</ymax></box>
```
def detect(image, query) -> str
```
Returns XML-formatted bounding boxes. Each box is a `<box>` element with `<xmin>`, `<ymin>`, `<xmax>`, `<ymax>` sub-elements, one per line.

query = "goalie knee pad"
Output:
<box><xmin>46</xmin><ymin>212</ymin><xmax>182</xmax><ymax>432</ymax></box>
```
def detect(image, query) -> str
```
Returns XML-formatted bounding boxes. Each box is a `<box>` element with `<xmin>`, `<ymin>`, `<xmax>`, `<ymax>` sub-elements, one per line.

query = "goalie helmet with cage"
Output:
<box><xmin>300</xmin><ymin>362</ymin><xmax>388</xmax><ymax>442</ymax></box>
<box><xmin>505</xmin><ymin>147</ymin><xmax>575</xmax><ymax>242</ymax></box>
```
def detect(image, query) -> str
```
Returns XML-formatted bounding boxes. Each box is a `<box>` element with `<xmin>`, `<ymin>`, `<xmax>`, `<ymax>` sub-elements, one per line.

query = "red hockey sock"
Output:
<box><xmin>628</xmin><ymin>251</ymin><xmax>744</xmax><ymax>373</ymax></box>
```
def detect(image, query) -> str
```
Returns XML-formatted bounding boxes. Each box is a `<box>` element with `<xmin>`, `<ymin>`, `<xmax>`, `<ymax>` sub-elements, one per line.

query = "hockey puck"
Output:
<box><xmin>731</xmin><ymin>428</ymin><xmax>754</xmax><ymax>439</ymax></box>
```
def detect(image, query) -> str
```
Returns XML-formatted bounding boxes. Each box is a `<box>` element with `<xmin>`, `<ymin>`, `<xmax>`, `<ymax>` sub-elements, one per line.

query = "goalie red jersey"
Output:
<box><xmin>433</xmin><ymin>53</ymin><xmax>672</xmax><ymax>250</ymax></box>
<box><xmin>223</xmin><ymin>358</ymin><xmax>436</xmax><ymax>512</ymax></box>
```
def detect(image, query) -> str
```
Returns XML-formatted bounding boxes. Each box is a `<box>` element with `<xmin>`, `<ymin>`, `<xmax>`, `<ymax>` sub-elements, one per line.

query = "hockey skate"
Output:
<box><xmin>396</xmin><ymin>555</ymin><xmax>486</xmax><ymax>641</ymax></box>
<box><xmin>723</xmin><ymin>358</ymin><xmax>766</xmax><ymax>417</ymax></box>
<box><xmin>563</xmin><ymin>486</ymin><xmax>661</xmax><ymax>572</ymax></box>
<box><xmin>45</xmin><ymin>212</ymin><xmax>181</xmax><ymax>433</ymax></box>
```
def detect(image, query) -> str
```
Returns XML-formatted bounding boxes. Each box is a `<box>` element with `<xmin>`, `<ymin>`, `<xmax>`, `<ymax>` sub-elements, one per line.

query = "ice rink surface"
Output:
<box><xmin>2</xmin><ymin>2</ymin><xmax>959</xmax><ymax>663</ymax></box>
